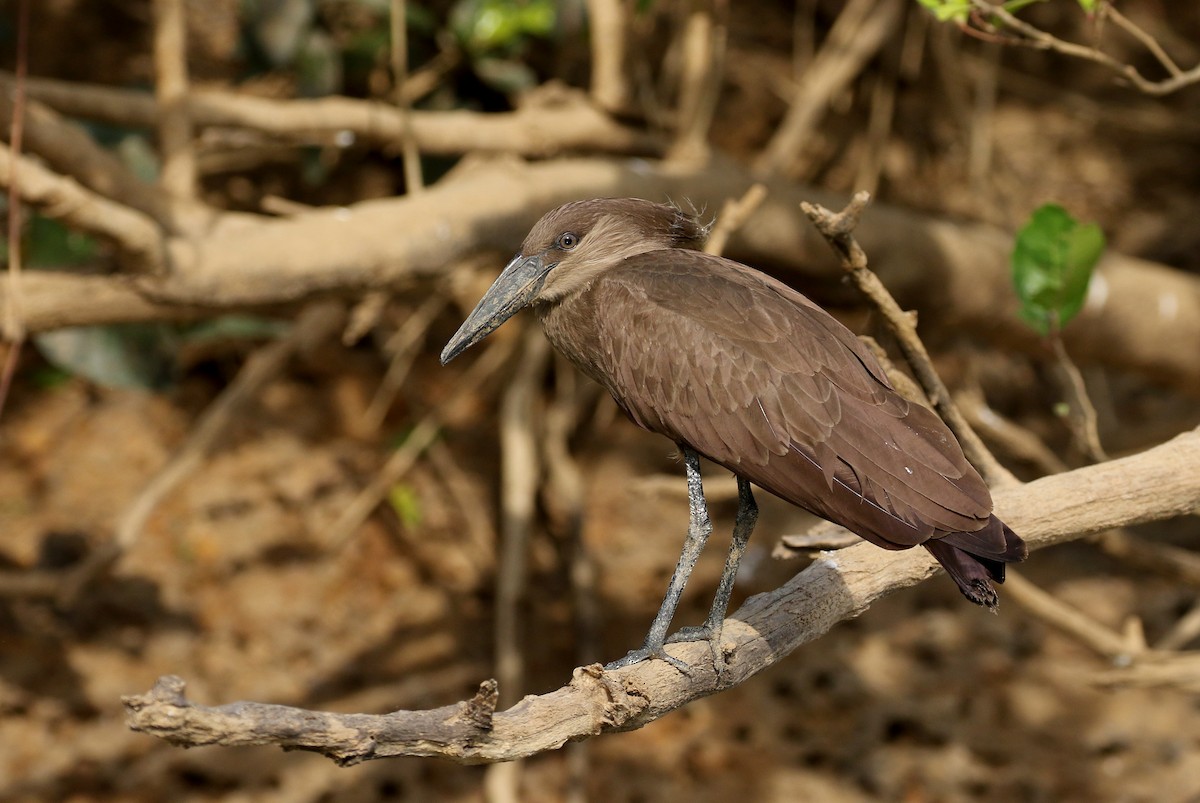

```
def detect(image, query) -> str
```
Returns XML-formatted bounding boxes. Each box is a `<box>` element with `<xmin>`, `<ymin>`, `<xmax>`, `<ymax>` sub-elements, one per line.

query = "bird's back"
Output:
<box><xmin>539</xmin><ymin>248</ymin><xmax>997</xmax><ymax>551</ymax></box>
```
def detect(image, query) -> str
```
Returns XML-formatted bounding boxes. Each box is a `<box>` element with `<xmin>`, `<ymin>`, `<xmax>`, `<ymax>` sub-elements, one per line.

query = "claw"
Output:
<box><xmin>604</xmin><ymin>643</ymin><xmax>692</xmax><ymax>675</ymax></box>
<box><xmin>667</xmin><ymin>624</ymin><xmax>727</xmax><ymax>675</ymax></box>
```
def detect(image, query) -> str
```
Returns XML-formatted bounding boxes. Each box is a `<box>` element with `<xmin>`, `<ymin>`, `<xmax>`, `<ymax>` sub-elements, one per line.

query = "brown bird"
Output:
<box><xmin>441</xmin><ymin>198</ymin><xmax>1027</xmax><ymax>671</ymax></box>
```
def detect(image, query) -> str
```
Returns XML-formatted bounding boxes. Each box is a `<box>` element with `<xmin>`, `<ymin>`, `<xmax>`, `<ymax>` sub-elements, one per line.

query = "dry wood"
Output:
<box><xmin>956</xmin><ymin>386</ymin><xmax>1069</xmax><ymax>475</ymax></box>
<box><xmin>587</xmin><ymin>0</ymin><xmax>631</xmax><ymax>112</ymax></box>
<box><xmin>3</xmin><ymin>74</ymin><xmax>661</xmax><ymax>159</ymax></box>
<box><xmin>1002</xmin><ymin>570</ymin><xmax>1146</xmax><ymax>661</ymax></box>
<box><xmin>1</xmin><ymin>157</ymin><xmax>1197</xmax><ymax>394</ymax></box>
<box><xmin>487</xmin><ymin>329</ymin><xmax>549</xmax><ymax>803</ymax></box>
<box><xmin>668</xmin><ymin>2</ymin><xmax>727</xmax><ymax>165</ymax></box>
<box><xmin>755</xmin><ymin>0</ymin><xmax>902</xmax><ymax>177</ymax></box>
<box><xmin>390</xmin><ymin>0</ymin><xmax>423</xmax><ymax>193</ymax></box>
<box><xmin>152</xmin><ymin>0</ymin><xmax>196</xmax><ymax>198</ymax></box>
<box><xmin>968</xmin><ymin>0</ymin><xmax>1200</xmax><ymax>97</ymax></box>
<box><xmin>123</xmin><ymin>426</ymin><xmax>1200</xmax><ymax>763</ymax></box>
<box><xmin>703</xmin><ymin>183</ymin><xmax>767</xmax><ymax>257</ymax></box>
<box><xmin>0</xmin><ymin>90</ymin><xmax>219</xmax><ymax>236</ymax></box>
<box><xmin>0</xmin><ymin>144</ymin><xmax>166</xmax><ymax>274</ymax></box>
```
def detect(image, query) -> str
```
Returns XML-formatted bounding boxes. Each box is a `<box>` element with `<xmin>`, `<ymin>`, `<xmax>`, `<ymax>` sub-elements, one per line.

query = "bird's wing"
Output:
<box><xmin>591</xmin><ymin>250</ymin><xmax>993</xmax><ymax>548</ymax></box>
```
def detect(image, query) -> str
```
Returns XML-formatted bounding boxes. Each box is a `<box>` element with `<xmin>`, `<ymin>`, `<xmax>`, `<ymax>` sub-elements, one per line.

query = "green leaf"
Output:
<box><xmin>387</xmin><ymin>483</ymin><xmax>423</xmax><ymax>529</ymax></box>
<box><xmin>914</xmin><ymin>0</ymin><xmax>972</xmax><ymax>23</ymax></box>
<box><xmin>1011</xmin><ymin>203</ymin><xmax>1106</xmax><ymax>335</ymax></box>
<box><xmin>451</xmin><ymin>0</ymin><xmax>556</xmax><ymax>56</ymax></box>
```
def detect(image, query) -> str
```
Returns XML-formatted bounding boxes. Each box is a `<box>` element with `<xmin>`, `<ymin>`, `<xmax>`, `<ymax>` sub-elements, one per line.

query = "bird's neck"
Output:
<box><xmin>534</xmin><ymin>290</ymin><xmax>608</xmax><ymax>387</ymax></box>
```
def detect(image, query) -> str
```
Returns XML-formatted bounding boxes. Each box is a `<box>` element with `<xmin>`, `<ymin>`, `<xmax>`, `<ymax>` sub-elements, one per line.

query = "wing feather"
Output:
<box><xmin>591</xmin><ymin>250</ymin><xmax>993</xmax><ymax>548</ymax></box>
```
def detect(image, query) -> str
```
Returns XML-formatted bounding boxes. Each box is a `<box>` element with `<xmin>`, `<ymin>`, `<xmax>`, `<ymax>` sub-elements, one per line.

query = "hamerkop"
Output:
<box><xmin>442</xmin><ymin>198</ymin><xmax>1027</xmax><ymax>670</ymax></box>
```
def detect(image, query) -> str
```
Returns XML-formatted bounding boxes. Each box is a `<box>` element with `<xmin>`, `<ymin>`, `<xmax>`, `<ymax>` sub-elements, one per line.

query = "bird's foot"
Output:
<box><xmin>604</xmin><ymin>642</ymin><xmax>692</xmax><ymax>675</ymax></box>
<box><xmin>667</xmin><ymin>623</ymin><xmax>728</xmax><ymax>676</ymax></box>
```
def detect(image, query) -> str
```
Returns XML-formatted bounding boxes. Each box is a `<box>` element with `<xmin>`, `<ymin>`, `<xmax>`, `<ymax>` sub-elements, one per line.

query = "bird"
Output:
<box><xmin>441</xmin><ymin>198</ymin><xmax>1027</xmax><ymax>672</ymax></box>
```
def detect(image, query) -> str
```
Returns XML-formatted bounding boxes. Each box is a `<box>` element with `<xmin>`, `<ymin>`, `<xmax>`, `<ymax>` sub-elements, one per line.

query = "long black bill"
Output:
<box><xmin>440</xmin><ymin>253</ymin><xmax>552</xmax><ymax>364</ymax></box>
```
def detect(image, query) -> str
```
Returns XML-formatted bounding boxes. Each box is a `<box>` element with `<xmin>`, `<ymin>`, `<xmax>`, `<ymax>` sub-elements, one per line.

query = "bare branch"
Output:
<box><xmin>152</xmin><ymin>0</ymin><xmax>196</xmax><ymax>197</ymax></box>
<box><xmin>968</xmin><ymin>0</ymin><xmax>1200</xmax><ymax>96</ymax></box>
<box><xmin>755</xmin><ymin>0</ymin><xmax>902</xmax><ymax>177</ymax></box>
<box><xmin>390</xmin><ymin>0</ymin><xmax>423</xmax><ymax>193</ymax></box>
<box><xmin>0</xmin><ymin>144</ymin><xmax>166</xmax><ymax>273</ymax></box>
<box><xmin>125</xmin><ymin>427</ymin><xmax>1200</xmax><ymax>762</ymax></box>
<box><xmin>668</xmin><ymin>2</ymin><xmax>727</xmax><ymax>165</ymax></box>
<box><xmin>3</xmin><ymin>74</ymin><xmax>662</xmax><ymax>159</ymax></box>
<box><xmin>0</xmin><ymin>88</ymin><xmax>220</xmax><ymax>236</ymax></box>
<box><xmin>587</xmin><ymin>0</ymin><xmax>631</xmax><ymax>112</ymax></box>
<box><xmin>0</xmin><ymin>157</ymin><xmax>1196</xmax><ymax>395</ymax></box>
<box><xmin>1002</xmin><ymin>571</ymin><xmax>1146</xmax><ymax>662</ymax></box>
<box><xmin>703</xmin><ymin>183</ymin><xmax>767</xmax><ymax>257</ymax></box>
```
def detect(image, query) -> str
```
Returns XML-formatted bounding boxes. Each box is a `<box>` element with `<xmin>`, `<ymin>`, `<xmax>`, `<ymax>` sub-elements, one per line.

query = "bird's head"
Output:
<box><xmin>440</xmin><ymin>198</ymin><xmax>706</xmax><ymax>364</ymax></box>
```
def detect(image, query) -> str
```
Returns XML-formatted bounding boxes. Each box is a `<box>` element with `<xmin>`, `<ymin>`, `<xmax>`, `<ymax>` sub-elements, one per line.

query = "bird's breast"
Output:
<box><xmin>535</xmin><ymin>293</ymin><xmax>610</xmax><ymax>387</ymax></box>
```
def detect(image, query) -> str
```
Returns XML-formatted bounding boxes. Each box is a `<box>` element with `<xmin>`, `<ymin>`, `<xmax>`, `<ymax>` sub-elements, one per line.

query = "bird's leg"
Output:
<box><xmin>669</xmin><ymin>477</ymin><xmax>757</xmax><ymax>672</ymax></box>
<box><xmin>605</xmin><ymin>447</ymin><xmax>712</xmax><ymax>674</ymax></box>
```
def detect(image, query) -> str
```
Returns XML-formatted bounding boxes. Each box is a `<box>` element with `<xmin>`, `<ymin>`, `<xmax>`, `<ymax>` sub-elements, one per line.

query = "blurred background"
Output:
<box><xmin>1</xmin><ymin>0</ymin><xmax>1199</xmax><ymax>800</ymax></box>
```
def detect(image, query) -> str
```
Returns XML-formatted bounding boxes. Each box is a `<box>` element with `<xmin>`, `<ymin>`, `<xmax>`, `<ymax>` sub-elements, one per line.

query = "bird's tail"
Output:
<box><xmin>923</xmin><ymin>516</ymin><xmax>1028</xmax><ymax>609</ymax></box>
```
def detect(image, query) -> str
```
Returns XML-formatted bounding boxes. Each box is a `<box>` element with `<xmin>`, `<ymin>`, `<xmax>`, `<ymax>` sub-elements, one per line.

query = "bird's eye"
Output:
<box><xmin>557</xmin><ymin>232</ymin><xmax>579</xmax><ymax>250</ymax></box>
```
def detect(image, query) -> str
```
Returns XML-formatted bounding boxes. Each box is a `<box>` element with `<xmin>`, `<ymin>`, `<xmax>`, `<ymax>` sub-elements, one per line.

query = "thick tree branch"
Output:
<box><xmin>125</xmin><ymin>427</ymin><xmax>1200</xmax><ymax>763</ymax></box>
<box><xmin>2</xmin><ymin>156</ymin><xmax>1197</xmax><ymax>393</ymax></box>
<box><xmin>0</xmin><ymin>89</ymin><xmax>219</xmax><ymax>236</ymax></box>
<box><xmin>0</xmin><ymin>144</ymin><xmax>166</xmax><ymax>273</ymax></box>
<box><xmin>1</xmin><ymin>74</ymin><xmax>662</xmax><ymax>159</ymax></box>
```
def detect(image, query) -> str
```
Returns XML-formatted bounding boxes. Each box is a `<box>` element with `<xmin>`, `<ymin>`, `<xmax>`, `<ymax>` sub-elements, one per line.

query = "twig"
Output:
<box><xmin>362</xmin><ymin>292</ymin><xmax>447</xmax><ymax>433</ymax></box>
<box><xmin>967</xmin><ymin>0</ymin><xmax>1200</xmax><ymax>96</ymax></box>
<box><xmin>1091</xmin><ymin>653</ymin><xmax>1200</xmax><ymax>693</ymax></box>
<box><xmin>399</xmin><ymin>37</ymin><xmax>462</xmax><ymax>105</ymax></box>
<box><xmin>1101</xmin><ymin>3</ymin><xmax>1181</xmax><ymax>79</ymax></box>
<box><xmin>152</xmin><ymin>0</ymin><xmax>196</xmax><ymax>198</ymax></box>
<box><xmin>326</xmin><ymin>332</ymin><xmax>518</xmax><ymax>550</ymax></box>
<box><xmin>342</xmin><ymin>291</ymin><xmax>389</xmax><ymax>345</ymax></box>
<box><xmin>754</xmin><ymin>0</ymin><xmax>902</xmax><ymax>177</ymax></box>
<box><xmin>1049</xmin><ymin>332</ymin><xmax>1108</xmax><ymax>462</ymax></box>
<box><xmin>59</xmin><ymin>302</ymin><xmax>346</xmax><ymax>607</ymax></box>
<box><xmin>1091</xmin><ymin>529</ymin><xmax>1200</xmax><ymax>588</ymax></box>
<box><xmin>800</xmin><ymin>191</ymin><xmax>1017</xmax><ymax>488</ymax></box>
<box><xmin>1002</xmin><ymin>571</ymin><xmax>1147</xmax><ymax>663</ymax></box>
<box><xmin>1156</xmin><ymin>600</ymin><xmax>1200</xmax><ymax>652</ymax></box>
<box><xmin>968</xmin><ymin>41</ymin><xmax>999</xmax><ymax>198</ymax></box>
<box><xmin>542</xmin><ymin>354</ymin><xmax>596</xmax><ymax>666</ymax></box>
<box><xmin>703</xmin><ymin>183</ymin><xmax>767</xmax><ymax>257</ymax></box>
<box><xmin>428</xmin><ymin>439</ymin><xmax>496</xmax><ymax>580</ymax></box>
<box><xmin>391</xmin><ymin>0</ymin><xmax>423</xmax><ymax>193</ymax></box>
<box><xmin>124</xmin><ymin>426</ymin><xmax>1200</xmax><ymax>762</ymax></box>
<box><xmin>776</xmin><ymin>523</ymin><xmax>862</xmax><ymax>554</ymax></box>
<box><xmin>955</xmin><ymin>385</ymin><xmax>1069</xmax><ymax>475</ymax></box>
<box><xmin>587</xmin><ymin>0</ymin><xmax>631</xmax><ymax>112</ymax></box>
<box><xmin>854</xmin><ymin>65</ymin><xmax>897</xmax><ymax>196</ymax></box>
<box><xmin>0</xmin><ymin>144</ymin><xmax>166</xmax><ymax>274</ymax></box>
